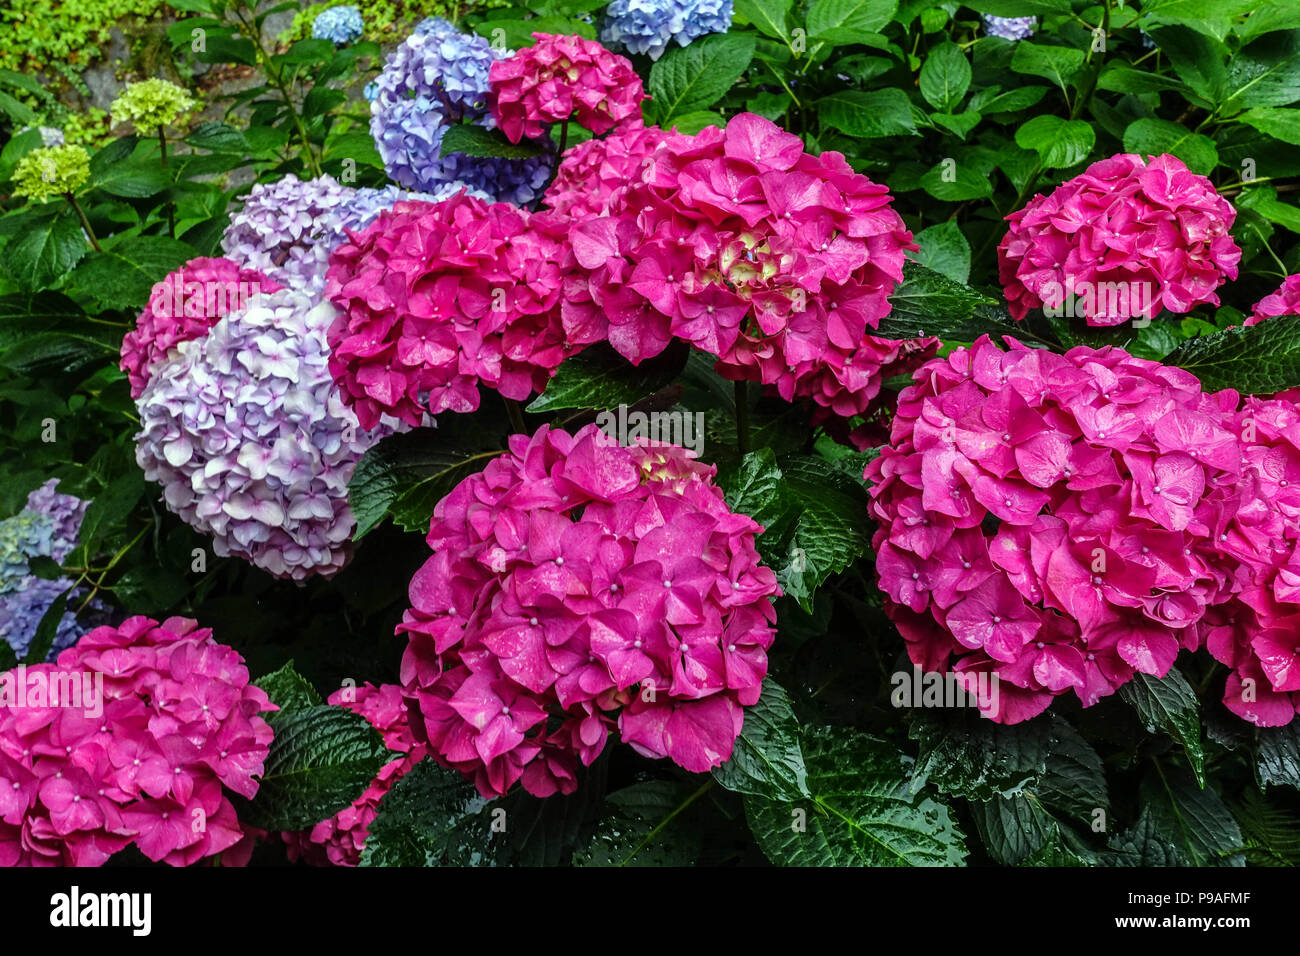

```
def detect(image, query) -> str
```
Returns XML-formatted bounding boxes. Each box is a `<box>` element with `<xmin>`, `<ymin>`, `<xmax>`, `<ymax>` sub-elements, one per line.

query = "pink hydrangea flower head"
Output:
<box><xmin>134</xmin><ymin>288</ymin><xmax>401</xmax><ymax>580</ymax></box>
<box><xmin>283</xmin><ymin>683</ymin><xmax>425</xmax><ymax>866</ymax></box>
<box><xmin>398</xmin><ymin>423</ymin><xmax>780</xmax><ymax>798</ymax></box>
<box><xmin>998</xmin><ymin>153</ymin><xmax>1241</xmax><ymax>326</ymax></box>
<box><xmin>543</xmin><ymin>121</ymin><xmax>671</xmax><ymax>220</ymax></box>
<box><xmin>560</xmin><ymin>112</ymin><xmax>921</xmax><ymax>427</ymax></box>
<box><xmin>866</xmin><ymin>335</ymin><xmax>1256</xmax><ymax>722</ymax></box>
<box><xmin>1246</xmin><ymin>274</ymin><xmax>1300</xmax><ymax>326</ymax></box>
<box><xmin>325</xmin><ymin>193</ymin><xmax>574</xmax><ymax>428</ymax></box>
<box><xmin>0</xmin><ymin>616</ymin><xmax>274</xmax><ymax>866</ymax></box>
<box><xmin>121</xmin><ymin>258</ymin><xmax>282</xmax><ymax>399</ymax></box>
<box><xmin>490</xmin><ymin>33</ymin><xmax>646</xmax><ymax>144</ymax></box>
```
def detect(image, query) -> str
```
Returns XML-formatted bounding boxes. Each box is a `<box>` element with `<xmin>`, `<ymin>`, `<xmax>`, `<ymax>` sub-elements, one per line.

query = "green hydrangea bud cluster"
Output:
<box><xmin>109</xmin><ymin>78</ymin><xmax>196</xmax><ymax>136</ymax></box>
<box><xmin>11</xmin><ymin>145</ymin><xmax>91</xmax><ymax>202</ymax></box>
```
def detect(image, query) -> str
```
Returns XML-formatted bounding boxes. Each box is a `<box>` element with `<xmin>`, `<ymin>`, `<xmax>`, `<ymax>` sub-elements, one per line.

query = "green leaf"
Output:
<box><xmin>735</xmin><ymin>0</ymin><xmax>793</xmax><ymax>42</ymax></box>
<box><xmin>971</xmin><ymin>793</ymin><xmax>1061</xmax><ymax>865</ymax></box>
<box><xmin>745</xmin><ymin>727</ymin><xmax>967</xmax><ymax>866</ymax></box>
<box><xmin>302</xmin><ymin>86</ymin><xmax>347</xmax><ymax>120</ymax></box>
<box><xmin>1122</xmin><ymin>117</ymin><xmax>1219</xmax><ymax>174</ymax></box>
<box><xmin>724</xmin><ymin>449</ymin><xmax>871</xmax><ymax>610</ymax></box>
<box><xmin>527</xmin><ymin>341</ymin><xmax>688</xmax><ymax>413</ymax></box>
<box><xmin>874</xmin><ymin>261</ymin><xmax>1004</xmax><ymax>339</ymax></box>
<box><xmin>1238</xmin><ymin>106</ymin><xmax>1300</xmax><ymax>145</ymax></box>
<box><xmin>3</xmin><ymin>210</ymin><xmax>88</xmax><ymax>293</ymax></box>
<box><xmin>814</xmin><ymin>89</ymin><xmax>916</xmax><ymax>138</ymax></box>
<box><xmin>1141</xmin><ymin>769</ymin><xmax>1245</xmax><ymax>866</ymax></box>
<box><xmin>23</xmin><ymin>587</ymin><xmax>71</xmax><ymax>665</ymax></box>
<box><xmin>471</xmin><ymin>17</ymin><xmax>595</xmax><ymax>48</ymax></box>
<box><xmin>909</xmin><ymin>709</ymin><xmax>1051</xmax><ymax>802</ymax></box>
<box><xmin>1166</xmin><ymin>315</ymin><xmax>1300</xmax><ymax>392</ymax></box>
<box><xmin>360</xmin><ymin>759</ymin><xmax>494</xmax><ymax>866</ymax></box>
<box><xmin>648</xmin><ymin>33</ymin><xmax>756</xmax><ymax>123</ymax></box>
<box><xmin>439</xmin><ymin>124</ymin><xmax>546</xmax><ymax>159</ymax></box>
<box><xmin>0</xmin><ymin>331</ymin><xmax>118</xmax><ymax>375</ymax></box>
<box><xmin>1097</xmin><ymin>62</ymin><xmax>1190</xmax><ymax>95</ymax></box>
<box><xmin>1234</xmin><ymin>787</ymin><xmax>1300</xmax><ymax>866</ymax></box>
<box><xmin>1255</xmin><ymin>723</ymin><xmax>1300</xmax><ymax>790</ymax></box>
<box><xmin>1039</xmin><ymin>720</ymin><xmax>1109</xmax><ymax>820</ymax></box>
<box><xmin>1150</xmin><ymin>26</ymin><xmax>1227</xmax><ymax>106</ymax></box>
<box><xmin>254</xmin><ymin>660</ymin><xmax>323</xmax><ymax>714</ymax></box>
<box><xmin>807</xmin><ymin>0</ymin><xmax>897</xmax><ymax>39</ymax></box>
<box><xmin>76</xmin><ymin>472</ymin><xmax>146</xmax><ymax>554</ymax></box>
<box><xmin>241</xmin><ymin>706</ymin><xmax>392</xmax><ymax>831</ymax></box>
<box><xmin>1009</xmin><ymin>42</ymin><xmax>1085</xmax><ymax>95</ymax></box>
<box><xmin>974</xmin><ymin>86</ymin><xmax>1048</xmax><ymax>113</ymax></box>
<box><xmin>1225</xmin><ymin>29</ymin><xmax>1300</xmax><ymax>109</ymax></box>
<box><xmin>712</xmin><ymin>680</ymin><xmax>811</xmax><ymax>800</ymax></box>
<box><xmin>913</xmin><ymin>220</ymin><xmax>970</xmax><ymax>283</ymax></box>
<box><xmin>919</xmin><ymin>158</ymin><xmax>993</xmax><ymax>199</ymax></box>
<box><xmin>1119</xmin><ymin>667</ymin><xmax>1204</xmax><ymax>786</ymax></box>
<box><xmin>347</xmin><ymin>428</ymin><xmax>503</xmax><ymax>538</ymax></box>
<box><xmin>185</xmin><ymin>122</ymin><xmax>251</xmax><ymax>154</ymax></box>
<box><xmin>65</xmin><ymin>236</ymin><xmax>197</xmax><ymax>310</ymax></box>
<box><xmin>573</xmin><ymin>780</ymin><xmax>703</xmax><ymax>866</ymax></box>
<box><xmin>0</xmin><ymin>128</ymin><xmax>42</xmax><ymax>182</ymax></box>
<box><xmin>1105</xmin><ymin>806</ymin><xmax>1192</xmax><ymax>866</ymax></box>
<box><xmin>1015</xmin><ymin>115</ymin><xmax>1095</xmax><ymax>168</ymax></box>
<box><xmin>919</xmin><ymin>41</ymin><xmax>971</xmax><ymax>112</ymax></box>
<box><xmin>0</xmin><ymin>90</ymin><xmax>36</xmax><ymax>126</ymax></box>
<box><xmin>276</xmin><ymin>38</ymin><xmax>335</xmax><ymax>65</ymax></box>
<box><xmin>930</xmin><ymin>110</ymin><xmax>981</xmax><ymax>139</ymax></box>
<box><xmin>87</xmin><ymin>140</ymin><xmax>170</xmax><ymax>198</ymax></box>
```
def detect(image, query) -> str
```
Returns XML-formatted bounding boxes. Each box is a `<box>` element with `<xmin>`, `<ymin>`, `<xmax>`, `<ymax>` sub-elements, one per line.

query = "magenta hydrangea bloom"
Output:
<box><xmin>998</xmin><ymin>153</ymin><xmax>1241</xmax><ymax>326</ymax></box>
<box><xmin>120</xmin><ymin>257</ymin><xmax>282</xmax><ymax>399</ymax></box>
<box><xmin>866</xmin><ymin>335</ymin><xmax>1253</xmax><ymax>723</ymax></box>
<box><xmin>1203</xmin><ymin>396</ymin><xmax>1300</xmax><ymax>726</ymax></box>
<box><xmin>1246</xmin><ymin>274</ymin><xmax>1300</xmax><ymax>325</ymax></box>
<box><xmin>135</xmin><ymin>288</ymin><xmax>399</xmax><ymax>581</ymax></box>
<box><xmin>0</xmin><ymin>616</ymin><xmax>274</xmax><ymax>867</ymax></box>
<box><xmin>489</xmin><ymin>33</ymin><xmax>646</xmax><ymax>144</ymax></box>
<box><xmin>325</xmin><ymin>193</ymin><xmax>573</xmax><ymax>428</ymax></box>
<box><xmin>560</xmin><ymin>112</ymin><xmax>919</xmax><ymax>424</ymax></box>
<box><xmin>543</xmin><ymin>121</ymin><xmax>671</xmax><ymax>221</ymax></box>
<box><xmin>398</xmin><ymin>424</ymin><xmax>780</xmax><ymax>798</ymax></box>
<box><xmin>283</xmin><ymin>683</ymin><xmax>425</xmax><ymax>866</ymax></box>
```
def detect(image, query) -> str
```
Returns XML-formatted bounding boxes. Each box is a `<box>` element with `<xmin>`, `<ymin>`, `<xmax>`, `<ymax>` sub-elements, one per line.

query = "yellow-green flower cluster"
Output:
<box><xmin>110</xmin><ymin>78</ymin><xmax>196</xmax><ymax>136</ymax></box>
<box><xmin>12</xmin><ymin>145</ymin><xmax>91</xmax><ymax>202</ymax></box>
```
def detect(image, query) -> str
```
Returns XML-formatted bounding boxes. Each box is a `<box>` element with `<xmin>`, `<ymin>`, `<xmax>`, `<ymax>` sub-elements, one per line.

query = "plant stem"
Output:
<box><xmin>159</xmin><ymin>127</ymin><xmax>175</xmax><ymax>238</ymax></box>
<box><xmin>557</xmin><ymin>118</ymin><xmax>569</xmax><ymax>157</ymax></box>
<box><xmin>734</xmin><ymin>380</ymin><xmax>750</xmax><ymax>456</ymax></box>
<box><xmin>233</xmin><ymin>6</ymin><xmax>322</xmax><ymax>176</ymax></box>
<box><xmin>503</xmin><ymin>396</ymin><xmax>527</xmax><ymax>435</ymax></box>
<box><xmin>65</xmin><ymin>193</ymin><xmax>102</xmax><ymax>252</ymax></box>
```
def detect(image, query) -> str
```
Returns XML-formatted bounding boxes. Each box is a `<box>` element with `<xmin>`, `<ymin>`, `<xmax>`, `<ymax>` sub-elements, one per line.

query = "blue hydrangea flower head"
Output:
<box><xmin>0</xmin><ymin>479</ymin><xmax>95</xmax><ymax>659</ymax></box>
<box><xmin>981</xmin><ymin>14</ymin><xmax>1036</xmax><ymax>41</ymax></box>
<box><xmin>313</xmin><ymin>5</ymin><xmax>365</xmax><ymax>45</ymax></box>
<box><xmin>600</xmin><ymin>0</ymin><xmax>733</xmax><ymax>61</ymax></box>
<box><xmin>369</xmin><ymin>25</ymin><xmax>554</xmax><ymax>203</ymax></box>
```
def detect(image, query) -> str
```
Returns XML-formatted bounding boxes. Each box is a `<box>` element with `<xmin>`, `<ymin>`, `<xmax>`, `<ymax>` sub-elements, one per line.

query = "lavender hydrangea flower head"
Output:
<box><xmin>313</xmin><ymin>5</ymin><xmax>365</xmax><ymax>45</ymax></box>
<box><xmin>134</xmin><ymin>289</ymin><xmax>401</xmax><ymax>581</ymax></box>
<box><xmin>369</xmin><ymin>25</ymin><xmax>554</xmax><ymax>203</ymax></box>
<box><xmin>981</xmin><ymin>15</ymin><xmax>1036</xmax><ymax>41</ymax></box>
<box><xmin>0</xmin><ymin>480</ymin><xmax>94</xmax><ymax>658</ymax></box>
<box><xmin>221</xmin><ymin>174</ymin><xmax>356</xmax><ymax>294</ymax></box>
<box><xmin>600</xmin><ymin>0</ymin><xmax>733</xmax><ymax>60</ymax></box>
